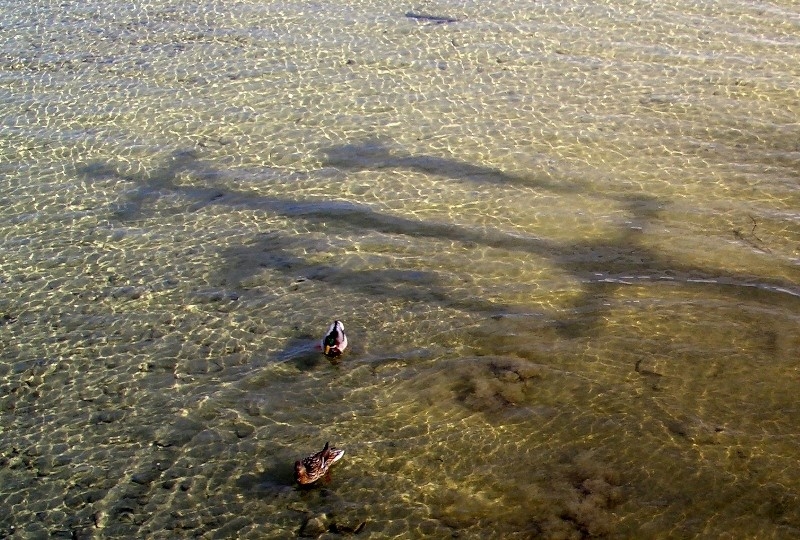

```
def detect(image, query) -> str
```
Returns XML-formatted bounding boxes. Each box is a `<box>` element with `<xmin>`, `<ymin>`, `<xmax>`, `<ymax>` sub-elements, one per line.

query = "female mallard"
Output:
<box><xmin>322</xmin><ymin>320</ymin><xmax>348</xmax><ymax>358</ymax></box>
<box><xmin>294</xmin><ymin>442</ymin><xmax>345</xmax><ymax>485</ymax></box>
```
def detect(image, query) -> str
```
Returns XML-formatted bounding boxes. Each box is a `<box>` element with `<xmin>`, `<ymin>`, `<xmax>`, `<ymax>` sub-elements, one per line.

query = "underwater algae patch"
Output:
<box><xmin>361</xmin><ymin>327</ymin><xmax>800</xmax><ymax>538</ymax></box>
<box><xmin>368</xmin><ymin>355</ymin><xmax>626</xmax><ymax>538</ymax></box>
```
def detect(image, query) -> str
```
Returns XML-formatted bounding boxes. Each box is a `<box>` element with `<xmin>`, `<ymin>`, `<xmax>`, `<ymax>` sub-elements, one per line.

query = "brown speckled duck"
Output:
<box><xmin>321</xmin><ymin>320</ymin><xmax>348</xmax><ymax>359</ymax></box>
<box><xmin>294</xmin><ymin>442</ymin><xmax>345</xmax><ymax>485</ymax></box>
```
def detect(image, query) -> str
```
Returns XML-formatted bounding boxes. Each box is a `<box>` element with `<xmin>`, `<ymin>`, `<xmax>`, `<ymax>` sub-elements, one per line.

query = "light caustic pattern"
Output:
<box><xmin>1</xmin><ymin>0</ymin><xmax>799</xmax><ymax>537</ymax></box>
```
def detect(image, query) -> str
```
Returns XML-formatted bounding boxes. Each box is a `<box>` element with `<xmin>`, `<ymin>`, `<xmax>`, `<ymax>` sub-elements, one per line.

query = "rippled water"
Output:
<box><xmin>1</xmin><ymin>0</ymin><xmax>799</xmax><ymax>538</ymax></box>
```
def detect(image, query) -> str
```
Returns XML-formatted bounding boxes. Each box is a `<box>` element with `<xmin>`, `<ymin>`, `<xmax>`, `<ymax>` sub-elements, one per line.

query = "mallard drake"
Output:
<box><xmin>322</xmin><ymin>320</ymin><xmax>348</xmax><ymax>358</ymax></box>
<box><xmin>294</xmin><ymin>441</ymin><xmax>345</xmax><ymax>485</ymax></box>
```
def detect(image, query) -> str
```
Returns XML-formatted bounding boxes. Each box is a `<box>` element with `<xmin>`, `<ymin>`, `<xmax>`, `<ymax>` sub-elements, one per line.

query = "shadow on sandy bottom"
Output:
<box><xmin>78</xmin><ymin>144</ymin><xmax>800</xmax><ymax>340</ymax></box>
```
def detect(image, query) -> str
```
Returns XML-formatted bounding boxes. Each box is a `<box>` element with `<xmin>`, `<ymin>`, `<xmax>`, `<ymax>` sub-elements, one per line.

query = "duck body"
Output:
<box><xmin>322</xmin><ymin>320</ymin><xmax>348</xmax><ymax>358</ymax></box>
<box><xmin>294</xmin><ymin>442</ymin><xmax>345</xmax><ymax>485</ymax></box>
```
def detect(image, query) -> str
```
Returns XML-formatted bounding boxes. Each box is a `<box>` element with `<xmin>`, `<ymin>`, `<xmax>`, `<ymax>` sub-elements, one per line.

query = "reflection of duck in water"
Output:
<box><xmin>322</xmin><ymin>320</ymin><xmax>348</xmax><ymax>359</ymax></box>
<box><xmin>294</xmin><ymin>442</ymin><xmax>345</xmax><ymax>485</ymax></box>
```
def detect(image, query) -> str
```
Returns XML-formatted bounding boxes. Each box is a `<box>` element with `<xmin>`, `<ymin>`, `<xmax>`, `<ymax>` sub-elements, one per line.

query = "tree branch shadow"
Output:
<box><xmin>77</xmin><ymin>145</ymin><xmax>800</xmax><ymax>345</ymax></box>
<box><xmin>321</xmin><ymin>139</ymin><xmax>588</xmax><ymax>193</ymax></box>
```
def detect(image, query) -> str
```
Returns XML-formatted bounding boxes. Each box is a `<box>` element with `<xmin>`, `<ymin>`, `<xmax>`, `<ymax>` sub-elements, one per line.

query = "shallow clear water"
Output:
<box><xmin>1</xmin><ymin>0</ymin><xmax>799</xmax><ymax>538</ymax></box>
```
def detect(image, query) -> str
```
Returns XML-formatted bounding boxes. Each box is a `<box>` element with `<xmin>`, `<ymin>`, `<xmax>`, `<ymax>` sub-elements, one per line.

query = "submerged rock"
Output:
<box><xmin>154</xmin><ymin>417</ymin><xmax>204</xmax><ymax>447</ymax></box>
<box><xmin>299</xmin><ymin>515</ymin><xmax>328</xmax><ymax>537</ymax></box>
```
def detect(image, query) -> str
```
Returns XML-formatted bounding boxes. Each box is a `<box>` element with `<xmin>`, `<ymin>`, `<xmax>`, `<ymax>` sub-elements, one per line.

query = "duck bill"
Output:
<box><xmin>324</xmin><ymin>345</ymin><xmax>332</xmax><ymax>356</ymax></box>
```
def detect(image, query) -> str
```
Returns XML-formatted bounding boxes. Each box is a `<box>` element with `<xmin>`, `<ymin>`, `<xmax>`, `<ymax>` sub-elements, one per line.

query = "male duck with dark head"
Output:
<box><xmin>322</xmin><ymin>320</ymin><xmax>348</xmax><ymax>359</ymax></box>
<box><xmin>294</xmin><ymin>442</ymin><xmax>345</xmax><ymax>485</ymax></box>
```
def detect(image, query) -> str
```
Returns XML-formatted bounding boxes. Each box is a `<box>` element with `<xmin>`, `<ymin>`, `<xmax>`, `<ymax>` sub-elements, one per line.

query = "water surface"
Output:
<box><xmin>1</xmin><ymin>0</ymin><xmax>799</xmax><ymax>538</ymax></box>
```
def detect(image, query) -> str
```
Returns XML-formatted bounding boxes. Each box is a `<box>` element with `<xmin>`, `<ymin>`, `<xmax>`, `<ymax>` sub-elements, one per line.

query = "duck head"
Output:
<box><xmin>322</xmin><ymin>320</ymin><xmax>348</xmax><ymax>358</ymax></box>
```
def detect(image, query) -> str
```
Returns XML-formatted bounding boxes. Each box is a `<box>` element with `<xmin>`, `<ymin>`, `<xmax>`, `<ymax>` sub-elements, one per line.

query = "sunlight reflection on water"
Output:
<box><xmin>1</xmin><ymin>0</ymin><xmax>799</xmax><ymax>537</ymax></box>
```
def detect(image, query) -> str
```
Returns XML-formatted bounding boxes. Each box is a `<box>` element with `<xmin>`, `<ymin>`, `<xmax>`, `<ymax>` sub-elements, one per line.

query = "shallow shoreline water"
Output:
<box><xmin>1</xmin><ymin>0</ymin><xmax>799</xmax><ymax>538</ymax></box>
